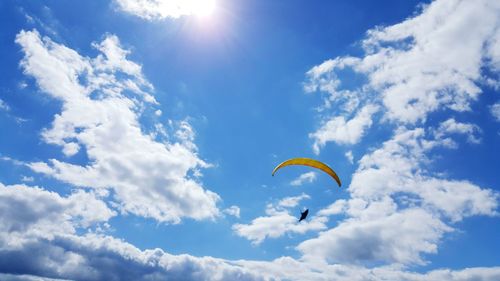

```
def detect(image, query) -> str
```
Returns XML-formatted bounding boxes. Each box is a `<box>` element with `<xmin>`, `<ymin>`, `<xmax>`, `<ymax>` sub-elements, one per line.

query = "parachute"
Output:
<box><xmin>272</xmin><ymin>157</ymin><xmax>341</xmax><ymax>187</ymax></box>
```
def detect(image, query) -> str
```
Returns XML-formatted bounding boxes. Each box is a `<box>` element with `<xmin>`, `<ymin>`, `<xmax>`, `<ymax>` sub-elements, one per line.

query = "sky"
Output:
<box><xmin>0</xmin><ymin>0</ymin><xmax>499</xmax><ymax>280</ymax></box>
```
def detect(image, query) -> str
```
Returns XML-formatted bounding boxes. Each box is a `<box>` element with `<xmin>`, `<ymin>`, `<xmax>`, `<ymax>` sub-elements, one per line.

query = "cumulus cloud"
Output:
<box><xmin>0</xmin><ymin>181</ymin><xmax>258</xmax><ymax>281</ymax></box>
<box><xmin>237</xmin><ymin>258</ymin><xmax>500</xmax><ymax>281</ymax></box>
<box><xmin>232</xmin><ymin>194</ymin><xmax>327</xmax><ymax>245</ymax></box>
<box><xmin>349</xmin><ymin>128</ymin><xmax>497</xmax><ymax>220</ymax></box>
<box><xmin>0</xmin><ymin>182</ymin><xmax>498</xmax><ymax>280</ymax></box>
<box><xmin>310</xmin><ymin>104</ymin><xmax>379</xmax><ymax>153</ymax></box>
<box><xmin>16</xmin><ymin>29</ymin><xmax>220</xmax><ymax>223</ymax></box>
<box><xmin>298</xmin><ymin>207</ymin><xmax>451</xmax><ymax>265</ymax></box>
<box><xmin>364</xmin><ymin>0</ymin><xmax>499</xmax><ymax>123</ymax></box>
<box><xmin>305</xmin><ymin>0</ymin><xmax>500</xmax><ymax>127</ymax></box>
<box><xmin>0</xmin><ymin>231</ymin><xmax>262</xmax><ymax>281</ymax></box>
<box><xmin>296</xmin><ymin>0</ymin><xmax>500</xmax><ymax>267</ymax></box>
<box><xmin>2</xmin><ymin>208</ymin><xmax>499</xmax><ymax>281</ymax></box>
<box><xmin>297</xmin><ymin>127</ymin><xmax>498</xmax><ymax>266</ymax></box>
<box><xmin>0</xmin><ymin>183</ymin><xmax>114</xmax><ymax>245</ymax></box>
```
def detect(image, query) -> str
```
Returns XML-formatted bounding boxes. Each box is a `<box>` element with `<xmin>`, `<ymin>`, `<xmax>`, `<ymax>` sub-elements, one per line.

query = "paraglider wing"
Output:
<box><xmin>272</xmin><ymin>157</ymin><xmax>341</xmax><ymax>187</ymax></box>
<box><xmin>299</xmin><ymin>209</ymin><xmax>309</xmax><ymax>222</ymax></box>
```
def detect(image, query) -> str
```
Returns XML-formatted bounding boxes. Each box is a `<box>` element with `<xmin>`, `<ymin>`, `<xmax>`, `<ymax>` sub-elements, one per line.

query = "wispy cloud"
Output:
<box><xmin>0</xmin><ymin>99</ymin><xmax>10</xmax><ymax>112</ymax></box>
<box><xmin>345</xmin><ymin>150</ymin><xmax>354</xmax><ymax>164</ymax></box>
<box><xmin>290</xmin><ymin>171</ymin><xmax>317</xmax><ymax>186</ymax></box>
<box><xmin>223</xmin><ymin>205</ymin><xmax>240</xmax><ymax>218</ymax></box>
<box><xmin>433</xmin><ymin>118</ymin><xmax>482</xmax><ymax>145</ymax></box>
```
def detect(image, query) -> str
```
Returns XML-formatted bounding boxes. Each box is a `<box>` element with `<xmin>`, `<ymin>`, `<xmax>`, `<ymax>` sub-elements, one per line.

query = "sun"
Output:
<box><xmin>187</xmin><ymin>0</ymin><xmax>216</xmax><ymax>18</ymax></box>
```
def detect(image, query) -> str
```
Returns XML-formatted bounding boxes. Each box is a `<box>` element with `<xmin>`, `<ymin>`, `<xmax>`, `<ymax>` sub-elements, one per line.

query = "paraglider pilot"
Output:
<box><xmin>298</xmin><ymin>209</ymin><xmax>309</xmax><ymax>222</ymax></box>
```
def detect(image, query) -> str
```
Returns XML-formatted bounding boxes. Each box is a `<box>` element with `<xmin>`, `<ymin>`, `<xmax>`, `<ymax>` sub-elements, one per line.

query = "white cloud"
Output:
<box><xmin>297</xmin><ymin>127</ymin><xmax>498</xmax><ymax>265</ymax></box>
<box><xmin>21</xmin><ymin>176</ymin><xmax>34</xmax><ymax>182</ymax></box>
<box><xmin>2</xmin><ymin>234</ymin><xmax>500</xmax><ymax>281</ymax></box>
<box><xmin>114</xmin><ymin>0</ymin><xmax>215</xmax><ymax>20</ymax></box>
<box><xmin>0</xmin><ymin>99</ymin><xmax>10</xmax><ymax>111</ymax></box>
<box><xmin>345</xmin><ymin>150</ymin><xmax>354</xmax><ymax>164</ymax></box>
<box><xmin>0</xmin><ymin>183</ymin><xmax>499</xmax><ymax>281</ymax></box>
<box><xmin>364</xmin><ymin>0</ymin><xmax>499</xmax><ymax>123</ymax></box>
<box><xmin>0</xmin><ymin>182</ymin><xmax>114</xmax><ymax>245</ymax></box>
<box><xmin>16</xmin><ymin>29</ymin><xmax>220</xmax><ymax>224</ymax></box>
<box><xmin>304</xmin><ymin>56</ymin><xmax>361</xmax><ymax>107</ymax></box>
<box><xmin>434</xmin><ymin>118</ymin><xmax>481</xmax><ymax>144</ymax></box>
<box><xmin>232</xmin><ymin>194</ymin><xmax>327</xmax><ymax>245</ymax></box>
<box><xmin>277</xmin><ymin>193</ymin><xmax>310</xmax><ymax>208</ymax></box>
<box><xmin>349</xmin><ymin>127</ymin><xmax>497</xmax><ymax>221</ymax></box>
<box><xmin>299</xmin><ymin>0</ymin><xmax>500</xmax><ymax>266</ymax></box>
<box><xmin>0</xmin><ymin>274</ymin><xmax>70</xmax><ymax>281</ymax></box>
<box><xmin>310</xmin><ymin>104</ymin><xmax>379</xmax><ymax>153</ymax></box>
<box><xmin>18</xmin><ymin>81</ymin><xmax>28</xmax><ymax>89</ymax></box>
<box><xmin>317</xmin><ymin>199</ymin><xmax>347</xmax><ymax>217</ymax></box>
<box><xmin>306</xmin><ymin>0</ymin><xmax>500</xmax><ymax>124</ymax></box>
<box><xmin>223</xmin><ymin>205</ymin><xmax>240</xmax><ymax>218</ymax></box>
<box><xmin>298</xmin><ymin>207</ymin><xmax>451</xmax><ymax>265</ymax></box>
<box><xmin>290</xmin><ymin>172</ymin><xmax>317</xmax><ymax>186</ymax></box>
<box><xmin>237</xmin><ymin>258</ymin><xmax>500</xmax><ymax>281</ymax></box>
<box><xmin>0</xmin><ymin>180</ymin><xmax>257</xmax><ymax>281</ymax></box>
<box><xmin>0</xmin><ymin>156</ymin><xmax>26</xmax><ymax>166</ymax></box>
<box><xmin>491</xmin><ymin>102</ymin><xmax>500</xmax><ymax>122</ymax></box>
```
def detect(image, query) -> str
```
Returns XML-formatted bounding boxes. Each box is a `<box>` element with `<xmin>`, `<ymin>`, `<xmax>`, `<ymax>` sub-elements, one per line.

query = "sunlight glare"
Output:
<box><xmin>188</xmin><ymin>0</ymin><xmax>216</xmax><ymax>18</ymax></box>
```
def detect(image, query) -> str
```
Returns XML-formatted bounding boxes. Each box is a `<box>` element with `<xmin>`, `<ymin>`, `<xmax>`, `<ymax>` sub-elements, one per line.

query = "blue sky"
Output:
<box><xmin>1</xmin><ymin>0</ymin><xmax>499</xmax><ymax>280</ymax></box>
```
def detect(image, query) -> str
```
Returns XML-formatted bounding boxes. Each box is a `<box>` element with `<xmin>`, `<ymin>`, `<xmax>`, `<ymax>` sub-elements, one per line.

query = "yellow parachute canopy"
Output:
<box><xmin>272</xmin><ymin>157</ymin><xmax>341</xmax><ymax>187</ymax></box>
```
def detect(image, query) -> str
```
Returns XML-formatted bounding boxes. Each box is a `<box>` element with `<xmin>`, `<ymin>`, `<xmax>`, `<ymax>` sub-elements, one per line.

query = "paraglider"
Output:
<box><xmin>298</xmin><ymin>209</ymin><xmax>309</xmax><ymax>222</ymax></box>
<box><xmin>272</xmin><ymin>157</ymin><xmax>341</xmax><ymax>222</ymax></box>
<box><xmin>272</xmin><ymin>157</ymin><xmax>341</xmax><ymax>187</ymax></box>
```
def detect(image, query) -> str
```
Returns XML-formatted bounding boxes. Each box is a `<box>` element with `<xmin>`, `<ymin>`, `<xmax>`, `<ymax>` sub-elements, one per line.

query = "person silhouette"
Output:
<box><xmin>298</xmin><ymin>209</ymin><xmax>309</xmax><ymax>222</ymax></box>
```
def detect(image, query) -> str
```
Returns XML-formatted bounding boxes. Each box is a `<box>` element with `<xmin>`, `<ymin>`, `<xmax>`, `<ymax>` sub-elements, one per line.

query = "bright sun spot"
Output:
<box><xmin>188</xmin><ymin>0</ymin><xmax>216</xmax><ymax>18</ymax></box>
